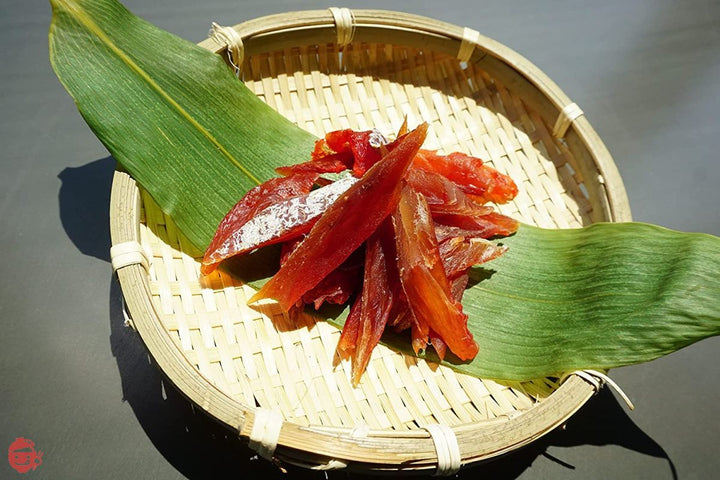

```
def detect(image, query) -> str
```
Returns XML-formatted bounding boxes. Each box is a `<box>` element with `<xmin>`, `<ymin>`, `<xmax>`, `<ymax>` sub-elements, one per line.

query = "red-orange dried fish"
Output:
<box><xmin>301</xmin><ymin>250</ymin><xmax>363</xmax><ymax>310</ymax></box>
<box><xmin>413</xmin><ymin>150</ymin><xmax>518</xmax><ymax>204</ymax></box>
<box><xmin>439</xmin><ymin>236</ymin><xmax>508</xmax><ymax>279</ymax></box>
<box><xmin>201</xmin><ymin>173</ymin><xmax>318</xmax><ymax>274</ymax></box>
<box><xmin>336</xmin><ymin>295</ymin><xmax>362</xmax><ymax>362</ymax></box>
<box><xmin>313</xmin><ymin>128</ymin><xmax>388</xmax><ymax>177</ymax></box>
<box><xmin>205</xmin><ymin>123</ymin><xmax>521</xmax><ymax>381</ymax></box>
<box><xmin>351</xmin><ymin>220</ymin><xmax>396</xmax><ymax>385</ymax></box>
<box><xmin>434</xmin><ymin>212</ymin><xmax>519</xmax><ymax>241</ymax></box>
<box><xmin>405</xmin><ymin>168</ymin><xmax>493</xmax><ymax>217</ymax></box>
<box><xmin>393</xmin><ymin>186</ymin><xmax>478</xmax><ymax>360</ymax></box>
<box><xmin>202</xmin><ymin>174</ymin><xmax>356</xmax><ymax>274</ymax></box>
<box><xmin>250</xmin><ymin>124</ymin><xmax>428</xmax><ymax>310</ymax></box>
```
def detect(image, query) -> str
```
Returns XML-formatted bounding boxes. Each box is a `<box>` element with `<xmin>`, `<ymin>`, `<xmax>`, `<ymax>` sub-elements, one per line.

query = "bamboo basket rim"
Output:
<box><xmin>110</xmin><ymin>8</ymin><xmax>631</xmax><ymax>475</ymax></box>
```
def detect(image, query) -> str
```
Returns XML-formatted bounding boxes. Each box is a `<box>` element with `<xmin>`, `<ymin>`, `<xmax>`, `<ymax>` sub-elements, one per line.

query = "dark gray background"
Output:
<box><xmin>2</xmin><ymin>0</ymin><xmax>719</xmax><ymax>478</ymax></box>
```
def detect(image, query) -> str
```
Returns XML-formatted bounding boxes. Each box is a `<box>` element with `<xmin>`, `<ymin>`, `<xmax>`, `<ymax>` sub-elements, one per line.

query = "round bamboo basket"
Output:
<box><xmin>110</xmin><ymin>8</ymin><xmax>632</xmax><ymax>475</ymax></box>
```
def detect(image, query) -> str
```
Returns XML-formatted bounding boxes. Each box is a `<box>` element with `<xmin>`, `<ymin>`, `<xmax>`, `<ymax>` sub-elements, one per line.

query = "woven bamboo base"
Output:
<box><xmin>110</xmin><ymin>9</ymin><xmax>631</xmax><ymax>474</ymax></box>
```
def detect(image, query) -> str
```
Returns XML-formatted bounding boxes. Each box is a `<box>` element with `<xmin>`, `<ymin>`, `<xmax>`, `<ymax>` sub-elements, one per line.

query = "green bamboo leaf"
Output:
<box><xmin>380</xmin><ymin>223</ymin><xmax>720</xmax><ymax>380</ymax></box>
<box><xmin>50</xmin><ymin>0</ymin><xmax>720</xmax><ymax>382</ymax></box>
<box><xmin>49</xmin><ymin>0</ymin><xmax>316</xmax><ymax>250</ymax></box>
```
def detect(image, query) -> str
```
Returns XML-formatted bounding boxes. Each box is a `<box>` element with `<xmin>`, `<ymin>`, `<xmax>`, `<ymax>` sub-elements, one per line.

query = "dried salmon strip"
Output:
<box><xmin>202</xmin><ymin>123</ymin><xmax>519</xmax><ymax>383</ymax></box>
<box><xmin>413</xmin><ymin>149</ymin><xmax>518</xmax><ymax>204</ymax></box>
<box><xmin>352</xmin><ymin>222</ymin><xmax>396</xmax><ymax>385</ymax></box>
<box><xmin>201</xmin><ymin>172</ymin><xmax>318</xmax><ymax>274</ymax></box>
<box><xmin>393</xmin><ymin>186</ymin><xmax>479</xmax><ymax>361</ymax></box>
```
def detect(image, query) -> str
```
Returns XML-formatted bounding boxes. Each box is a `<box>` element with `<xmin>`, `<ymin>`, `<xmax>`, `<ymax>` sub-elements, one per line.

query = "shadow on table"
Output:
<box><xmin>59</xmin><ymin>157</ymin><xmax>676</xmax><ymax>479</ymax></box>
<box><xmin>58</xmin><ymin>156</ymin><xmax>116</xmax><ymax>262</ymax></box>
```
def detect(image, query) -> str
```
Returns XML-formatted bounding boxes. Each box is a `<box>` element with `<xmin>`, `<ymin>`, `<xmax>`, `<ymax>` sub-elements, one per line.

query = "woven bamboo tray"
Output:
<box><xmin>109</xmin><ymin>8</ymin><xmax>632</xmax><ymax>475</ymax></box>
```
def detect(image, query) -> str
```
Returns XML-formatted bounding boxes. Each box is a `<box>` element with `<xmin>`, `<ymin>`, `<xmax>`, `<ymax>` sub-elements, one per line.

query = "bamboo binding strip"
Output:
<box><xmin>111</xmin><ymin>8</ymin><xmax>632</xmax><ymax>474</ymax></box>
